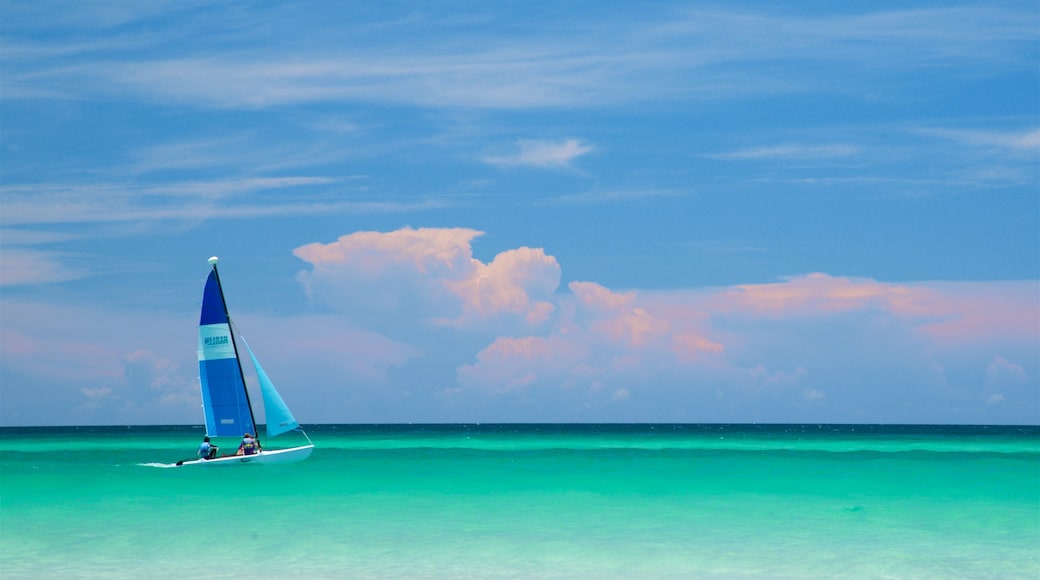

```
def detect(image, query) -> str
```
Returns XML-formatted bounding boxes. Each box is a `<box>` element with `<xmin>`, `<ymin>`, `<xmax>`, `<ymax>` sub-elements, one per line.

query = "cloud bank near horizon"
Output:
<box><xmin>2</xmin><ymin>227</ymin><xmax>1036</xmax><ymax>426</ymax></box>
<box><xmin>287</xmin><ymin>228</ymin><xmax>1038</xmax><ymax>423</ymax></box>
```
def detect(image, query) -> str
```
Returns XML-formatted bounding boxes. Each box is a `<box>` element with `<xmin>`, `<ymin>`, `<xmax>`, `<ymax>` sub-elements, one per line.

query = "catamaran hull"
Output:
<box><xmin>176</xmin><ymin>444</ymin><xmax>314</xmax><ymax>467</ymax></box>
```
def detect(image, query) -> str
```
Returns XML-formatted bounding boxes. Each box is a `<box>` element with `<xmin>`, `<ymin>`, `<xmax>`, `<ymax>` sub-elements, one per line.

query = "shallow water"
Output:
<box><xmin>2</xmin><ymin>424</ymin><xmax>1038</xmax><ymax>578</ymax></box>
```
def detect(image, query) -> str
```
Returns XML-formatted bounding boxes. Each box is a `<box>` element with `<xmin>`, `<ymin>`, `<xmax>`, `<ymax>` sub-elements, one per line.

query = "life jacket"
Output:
<box><xmin>241</xmin><ymin>439</ymin><xmax>258</xmax><ymax>455</ymax></box>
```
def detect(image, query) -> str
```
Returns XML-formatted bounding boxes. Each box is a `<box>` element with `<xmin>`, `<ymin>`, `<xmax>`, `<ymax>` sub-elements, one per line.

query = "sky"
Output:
<box><xmin>1</xmin><ymin>1</ymin><xmax>1038</xmax><ymax>426</ymax></box>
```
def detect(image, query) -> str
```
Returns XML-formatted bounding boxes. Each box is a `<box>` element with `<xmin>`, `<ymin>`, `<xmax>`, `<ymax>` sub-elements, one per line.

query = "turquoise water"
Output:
<box><xmin>2</xmin><ymin>424</ymin><xmax>1038</xmax><ymax>578</ymax></box>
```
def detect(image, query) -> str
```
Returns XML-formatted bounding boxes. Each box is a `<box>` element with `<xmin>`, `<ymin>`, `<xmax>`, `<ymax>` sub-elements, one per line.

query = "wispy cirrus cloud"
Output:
<box><xmin>0</xmin><ymin>247</ymin><xmax>90</xmax><ymax>287</ymax></box>
<box><xmin>714</xmin><ymin>124</ymin><xmax>1039</xmax><ymax>192</ymax></box>
<box><xmin>5</xmin><ymin>5</ymin><xmax>1033</xmax><ymax>110</ymax></box>
<box><xmin>918</xmin><ymin>127</ymin><xmax>1040</xmax><ymax>152</ymax></box>
<box><xmin>545</xmin><ymin>188</ymin><xmax>683</xmax><ymax>206</ymax></box>
<box><xmin>482</xmin><ymin>139</ymin><xmax>593</xmax><ymax>169</ymax></box>
<box><xmin>709</xmin><ymin>144</ymin><xmax>859</xmax><ymax>161</ymax></box>
<box><xmin>0</xmin><ymin>177</ymin><xmax>445</xmax><ymax>226</ymax></box>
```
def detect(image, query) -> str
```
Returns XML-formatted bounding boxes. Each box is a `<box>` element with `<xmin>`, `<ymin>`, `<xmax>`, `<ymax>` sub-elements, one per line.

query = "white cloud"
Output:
<box><xmin>457</xmin><ymin>335</ymin><xmax>589</xmax><ymax>394</ymax></box>
<box><xmin>0</xmin><ymin>247</ymin><xmax>90</xmax><ymax>286</ymax></box>
<box><xmin>289</xmin><ymin>231</ymin><xmax>1037</xmax><ymax>422</ymax></box>
<box><xmin>0</xmin><ymin>229</ymin><xmax>81</xmax><ymax>245</ymax></box>
<box><xmin>80</xmin><ymin>386</ymin><xmax>112</xmax><ymax>399</ymax></box>
<box><xmin>293</xmin><ymin>227</ymin><xmax>561</xmax><ymax>329</ymax></box>
<box><xmin>546</xmin><ymin>188</ymin><xmax>682</xmax><ymax>206</ymax></box>
<box><xmin>482</xmin><ymin>139</ymin><xmax>593</xmax><ymax>169</ymax></box>
<box><xmin>5</xmin><ymin>5</ymin><xmax>1033</xmax><ymax>110</ymax></box>
<box><xmin>0</xmin><ymin>178</ymin><xmax>439</xmax><ymax>227</ymax></box>
<box><xmin>2</xmin><ymin>227</ymin><xmax>1037</xmax><ymax>424</ymax></box>
<box><xmin>710</xmin><ymin>144</ymin><xmax>859</xmax><ymax>161</ymax></box>
<box><xmin>802</xmin><ymin>388</ymin><xmax>826</xmax><ymax>403</ymax></box>
<box><xmin>986</xmin><ymin>355</ymin><xmax>1028</xmax><ymax>389</ymax></box>
<box><xmin>919</xmin><ymin>128</ymin><xmax>1040</xmax><ymax>152</ymax></box>
<box><xmin>0</xmin><ymin>297</ymin><xmax>207</xmax><ymax>422</ymax></box>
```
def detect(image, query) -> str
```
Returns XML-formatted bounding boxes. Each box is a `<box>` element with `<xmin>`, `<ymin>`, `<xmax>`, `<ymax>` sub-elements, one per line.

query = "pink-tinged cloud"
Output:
<box><xmin>591</xmin><ymin>306</ymin><xmax>670</xmax><ymax>348</ymax></box>
<box><xmin>294</xmin><ymin>227</ymin><xmax>561</xmax><ymax>328</ymax></box>
<box><xmin>570</xmin><ymin>281</ymin><xmax>721</xmax><ymax>353</ymax></box>
<box><xmin>671</xmin><ymin>332</ymin><xmax>726</xmax><ymax>363</ymax></box>
<box><xmin>715</xmin><ymin>273</ymin><xmax>1038</xmax><ymax>345</ymax></box>
<box><xmin>447</xmin><ymin>246</ymin><xmax>560</xmax><ymax>325</ymax></box>
<box><xmin>0</xmin><ymin>298</ymin><xmax>205</xmax><ymax>424</ymax></box>
<box><xmin>570</xmin><ymin>281</ymin><xmax>635</xmax><ymax>311</ymax></box>
<box><xmin>3</xmin><ymin>227</ymin><xmax>1037</xmax><ymax>424</ymax></box>
<box><xmin>722</xmin><ymin>272</ymin><xmax>934</xmax><ymax>316</ymax></box>
<box><xmin>289</xmin><ymin>232</ymin><xmax>1034</xmax><ymax>421</ymax></box>
<box><xmin>914</xmin><ymin>282</ymin><xmax>1039</xmax><ymax>344</ymax></box>
<box><xmin>0</xmin><ymin>294</ymin><xmax>424</xmax><ymax>425</ymax></box>
<box><xmin>239</xmin><ymin>313</ymin><xmax>420</xmax><ymax>384</ymax></box>
<box><xmin>451</xmin><ymin>269</ymin><xmax>1035</xmax><ymax>423</ymax></box>
<box><xmin>457</xmin><ymin>281</ymin><xmax>727</xmax><ymax>397</ymax></box>
<box><xmin>295</xmin><ymin>227</ymin><xmax>481</xmax><ymax>276</ymax></box>
<box><xmin>456</xmin><ymin>336</ymin><xmax>590</xmax><ymax>394</ymax></box>
<box><xmin>0</xmin><ymin>328</ymin><xmax>124</xmax><ymax>381</ymax></box>
<box><xmin>0</xmin><ymin>247</ymin><xmax>90</xmax><ymax>287</ymax></box>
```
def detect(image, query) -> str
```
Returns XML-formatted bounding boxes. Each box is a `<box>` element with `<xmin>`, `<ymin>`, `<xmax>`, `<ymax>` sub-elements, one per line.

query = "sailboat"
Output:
<box><xmin>176</xmin><ymin>256</ymin><xmax>314</xmax><ymax>466</ymax></box>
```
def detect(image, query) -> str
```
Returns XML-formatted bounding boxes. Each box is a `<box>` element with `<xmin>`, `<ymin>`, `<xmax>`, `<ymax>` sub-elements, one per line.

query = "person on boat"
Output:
<box><xmin>197</xmin><ymin>436</ymin><xmax>218</xmax><ymax>460</ymax></box>
<box><xmin>236</xmin><ymin>433</ymin><xmax>261</xmax><ymax>456</ymax></box>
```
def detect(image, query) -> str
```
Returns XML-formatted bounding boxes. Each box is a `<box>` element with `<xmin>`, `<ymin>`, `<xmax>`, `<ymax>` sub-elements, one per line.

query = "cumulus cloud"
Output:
<box><xmin>286</xmin><ymin>229</ymin><xmax>1038</xmax><ymax>422</ymax></box>
<box><xmin>294</xmin><ymin>227</ymin><xmax>560</xmax><ymax>329</ymax></box>
<box><xmin>456</xmin><ymin>280</ymin><xmax>727</xmax><ymax>405</ymax></box>
<box><xmin>985</xmin><ymin>393</ymin><xmax>1006</xmax><ymax>405</ymax></box>
<box><xmin>4</xmin><ymin>226</ymin><xmax>1036</xmax><ymax>424</ymax></box>
<box><xmin>457</xmin><ymin>335</ymin><xmax>591</xmax><ymax>394</ymax></box>
<box><xmin>985</xmin><ymin>355</ymin><xmax>1027</xmax><ymax>388</ymax></box>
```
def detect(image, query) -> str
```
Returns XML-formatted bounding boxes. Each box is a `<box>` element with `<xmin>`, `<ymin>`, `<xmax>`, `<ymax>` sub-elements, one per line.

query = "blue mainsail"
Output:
<box><xmin>179</xmin><ymin>257</ymin><xmax>313</xmax><ymax>467</ymax></box>
<box><xmin>243</xmin><ymin>340</ymin><xmax>300</xmax><ymax>438</ymax></box>
<box><xmin>197</xmin><ymin>270</ymin><xmax>256</xmax><ymax>437</ymax></box>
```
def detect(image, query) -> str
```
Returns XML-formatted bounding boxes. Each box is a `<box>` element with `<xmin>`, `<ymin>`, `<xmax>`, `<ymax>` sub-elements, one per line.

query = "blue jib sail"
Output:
<box><xmin>198</xmin><ymin>270</ymin><xmax>256</xmax><ymax>438</ymax></box>
<box><xmin>243</xmin><ymin>340</ymin><xmax>299</xmax><ymax>439</ymax></box>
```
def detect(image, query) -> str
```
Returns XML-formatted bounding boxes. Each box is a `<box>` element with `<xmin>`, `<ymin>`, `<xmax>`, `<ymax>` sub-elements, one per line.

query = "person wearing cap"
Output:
<box><xmin>197</xmin><ymin>436</ymin><xmax>218</xmax><ymax>460</ymax></box>
<box><xmin>236</xmin><ymin>432</ymin><xmax>261</xmax><ymax>456</ymax></box>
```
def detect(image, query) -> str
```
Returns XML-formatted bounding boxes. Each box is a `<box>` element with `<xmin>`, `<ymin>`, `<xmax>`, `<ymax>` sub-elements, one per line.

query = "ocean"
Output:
<box><xmin>1</xmin><ymin>424</ymin><xmax>1037</xmax><ymax>579</ymax></box>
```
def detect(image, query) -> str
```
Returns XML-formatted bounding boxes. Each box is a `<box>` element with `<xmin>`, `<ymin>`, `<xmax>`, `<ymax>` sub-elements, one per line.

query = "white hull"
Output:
<box><xmin>176</xmin><ymin>444</ymin><xmax>313</xmax><ymax>467</ymax></box>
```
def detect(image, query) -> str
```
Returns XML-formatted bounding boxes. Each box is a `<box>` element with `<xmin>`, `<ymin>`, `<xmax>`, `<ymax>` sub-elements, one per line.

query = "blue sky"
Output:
<box><xmin>1</xmin><ymin>1</ymin><xmax>1037</xmax><ymax>426</ymax></box>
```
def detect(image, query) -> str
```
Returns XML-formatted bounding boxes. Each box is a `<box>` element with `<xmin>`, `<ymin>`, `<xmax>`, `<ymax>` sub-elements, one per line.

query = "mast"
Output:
<box><xmin>207</xmin><ymin>256</ymin><xmax>259</xmax><ymax>437</ymax></box>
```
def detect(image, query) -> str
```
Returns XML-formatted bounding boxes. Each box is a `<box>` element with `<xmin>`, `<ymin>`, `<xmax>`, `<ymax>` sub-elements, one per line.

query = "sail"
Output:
<box><xmin>197</xmin><ymin>270</ymin><xmax>256</xmax><ymax>437</ymax></box>
<box><xmin>243</xmin><ymin>340</ymin><xmax>300</xmax><ymax>439</ymax></box>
